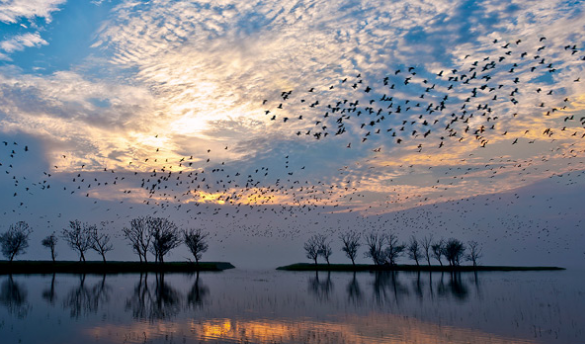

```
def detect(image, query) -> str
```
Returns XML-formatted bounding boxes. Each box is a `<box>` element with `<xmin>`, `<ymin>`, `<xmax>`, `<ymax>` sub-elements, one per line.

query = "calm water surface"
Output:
<box><xmin>0</xmin><ymin>269</ymin><xmax>583</xmax><ymax>344</ymax></box>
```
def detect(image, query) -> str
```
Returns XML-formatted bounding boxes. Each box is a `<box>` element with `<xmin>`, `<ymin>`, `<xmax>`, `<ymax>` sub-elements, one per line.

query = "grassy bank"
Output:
<box><xmin>0</xmin><ymin>261</ymin><xmax>235</xmax><ymax>274</ymax></box>
<box><xmin>277</xmin><ymin>263</ymin><xmax>565</xmax><ymax>272</ymax></box>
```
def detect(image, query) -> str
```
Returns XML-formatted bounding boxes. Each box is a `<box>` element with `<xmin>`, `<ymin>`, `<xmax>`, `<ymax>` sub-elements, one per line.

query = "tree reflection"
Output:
<box><xmin>125</xmin><ymin>273</ymin><xmax>182</xmax><ymax>321</ymax></box>
<box><xmin>447</xmin><ymin>272</ymin><xmax>468</xmax><ymax>301</ymax></box>
<box><xmin>372</xmin><ymin>271</ymin><xmax>409</xmax><ymax>305</ymax></box>
<box><xmin>125</xmin><ymin>273</ymin><xmax>152</xmax><ymax>319</ymax></box>
<box><xmin>186</xmin><ymin>271</ymin><xmax>208</xmax><ymax>310</ymax></box>
<box><xmin>413</xmin><ymin>272</ymin><xmax>424</xmax><ymax>301</ymax></box>
<box><xmin>308</xmin><ymin>271</ymin><xmax>334</xmax><ymax>301</ymax></box>
<box><xmin>150</xmin><ymin>273</ymin><xmax>182</xmax><ymax>319</ymax></box>
<box><xmin>0</xmin><ymin>275</ymin><xmax>29</xmax><ymax>318</ymax></box>
<box><xmin>346</xmin><ymin>272</ymin><xmax>362</xmax><ymax>304</ymax></box>
<box><xmin>42</xmin><ymin>273</ymin><xmax>57</xmax><ymax>305</ymax></box>
<box><xmin>63</xmin><ymin>274</ymin><xmax>110</xmax><ymax>318</ymax></box>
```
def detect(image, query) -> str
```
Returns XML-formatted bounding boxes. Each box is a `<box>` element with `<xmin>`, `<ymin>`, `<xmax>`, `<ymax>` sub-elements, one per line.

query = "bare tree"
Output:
<box><xmin>317</xmin><ymin>234</ymin><xmax>333</xmax><ymax>266</ymax></box>
<box><xmin>431</xmin><ymin>238</ymin><xmax>445</xmax><ymax>266</ymax></box>
<box><xmin>385</xmin><ymin>234</ymin><xmax>406</xmax><ymax>266</ymax></box>
<box><xmin>148</xmin><ymin>217</ymin><xmax>182</xmax><ymax>263</ymax></box>
<box><xmin>62</xmin><ymin>220</ymin><xmax>92</xmax><ymax>262</ymax></box>
<box><xmin>407</xmin><ymin>235</ymin><xmax>422</xmax><ymax>266</ymax></box>
<box><xmin>0</xmin><ymin>221</ymin><xmax>32</xmax><ymax>262</ymax></box>
<box><xmin>339</xmin><ymin>231</ymin><xmax>361</xmax><ymax>266</ymax></box>
<box><xmin>466</xmin><ymin>241</ymin><xmax>483</xmax><ymax>267</ymax></box>
<box><xmin>41</xmin><ymin>233</ymin><xmax>58</xmax><ymax>262</ymax></box>
<box><xmin>90</xmin><ymin>223</ymin><xmax>114</xmax><ymax>263</ymax></box>
<box><xmin>304</xmin><ymin>234</ymin><xmax>321</xmax><ymax>265</ymax></box>
<box><xmin>184</xmin><ymin>228</ymin><xmax>209</xmax><ymax>265</ymax></box>
<box><xmin>364</xmin><ymin>232</ymin><xmax>385</xmax><ymax>265</ymax></box>
<box><xmin>420</xmin><ymin>234</ymin><xmax>434</xmax><ymax>266</ymax></box>
<box><xmin>443</xmin><ymin>238</ymin><xmax>466</xmax><ymax>266</ymax></box>
<box><xmin>122</xmin><ymin>217</ymin><xmax>153</xmax><ymax>263</ymax></box>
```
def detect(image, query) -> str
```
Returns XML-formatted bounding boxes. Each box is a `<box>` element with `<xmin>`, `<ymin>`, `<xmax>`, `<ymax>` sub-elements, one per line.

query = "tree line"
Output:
<box><xmin>304</xmin><ymin>231</ymin><xmax>483</xmax><ymax>267</ymax></box>
<box><xmin>0</xmin><ymin>218</ymin><xmax>210</xmax><ymax>265</ymax></box>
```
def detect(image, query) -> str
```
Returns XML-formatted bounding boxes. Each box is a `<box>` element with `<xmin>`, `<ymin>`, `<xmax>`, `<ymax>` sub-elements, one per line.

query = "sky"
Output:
<box><xmin>0</xmin><ymin>0</ymin><xmax>584</xmax><ymax>269</ymax></box>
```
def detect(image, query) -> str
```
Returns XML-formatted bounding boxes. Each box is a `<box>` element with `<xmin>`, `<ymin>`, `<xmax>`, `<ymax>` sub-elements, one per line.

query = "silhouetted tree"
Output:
<box><xmin>41</xmin><ymin>233</ymin><xmax>58</xmax><ymax>262</ymax></box>
<box><xmin>148</xmin><ymin>217</ymin><xmax>182</xmax><ymax>263</ymax></box>
<box><xmin>364</xmin><ymin>232</ymin><xmax>385</xmax><ymax>265</ymax></box>
<box><xmin>62</xmin><ymin>220</ymin><xmax>93</xmax><ymax>262</ymax></box>
<box><xmin>466</xmin><ymin>241</ymin><xmax>483</xmax><ymax>266</ymax></box>
<box><xmin>384</xmin><ymin>234</ymin><xmax>405</xmax><ymax>266</ymax></box>
<box><xmin>339</xmin><ymin>230</ymin><xmax>361</xmax><ymax>266</ymax></box>
<box><xmin>317</xmin><ymin>234</ymin><xmax>332</xmax><ymax>265</ymax></box>
<box><xmin>0</xmin><ymin>221</ymin><xmax>32</xmax><ymax>262</ymax></box>
<box><xmin>89</xmin><ymin>223</ymin><xmax>114</xmax><ymax>263</ymax></box>
<box><xmin>407</xmin><ymin>235</ymin><xmax>422</xmax><ymax>266</ymax></box>
<box><xmin>443</xmin><ymin>238</ymin><xmax>465</xmax><ymax>266</ymax></box>
<box><xmin>431</xmin><ymin>238</ymin><xmax>445</xmax><ymax>266</ymax></box>
<box><xmin>304</xmin><ymin>234</ymin><xmax>321</xmax><ymax>265</ymax></box>
<box><xmin>123</xmin><ymin>217</ymin><xmax>153</xmax><ymax>263</ymax></box>
<box><xmin>420</xmin><ymin>234</ymin><xmax>434</xmax><ymax>266</ymax></box>
<box><xmin>183</xmin><ymin>228</ymin><xmax>209</xmax><ymax>265</ymax></box>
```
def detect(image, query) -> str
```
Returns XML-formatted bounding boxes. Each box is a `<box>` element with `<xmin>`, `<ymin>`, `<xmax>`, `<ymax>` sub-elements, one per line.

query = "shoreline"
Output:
<box><xmin>276</xmin><ymin>263</ymin><xmax>566</xmax><ymax>272</ymax></box>
<box><xmin>0</xmin><ymin>261</ymin><xmax>235</xmax><ymax>274</ymax></box>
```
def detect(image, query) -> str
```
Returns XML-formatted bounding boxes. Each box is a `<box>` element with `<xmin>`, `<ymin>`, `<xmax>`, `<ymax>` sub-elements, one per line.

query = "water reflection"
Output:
<box><xmin>0</xmin><ymin>275</ymin><xmax>29</xmax><ymax>318</ymax></box>
<box><xmin>42</xmin><ymin>273</ymin><xmax>57</xmax><ymax>305</ymax></box>
<box><xmin>308</xmin><ymin>270</ymin><xmax>334</xmax><ymax>301</ymax></box>
<box><xmin>446</xmin><ymin>272</ymin><xmax>469</xmax><ymax>301</ymax></box>
<box><xmin>346</xmin><ymin>272</ymin><xmax>362</xmax><ymax>304</ymax></box>
<box><xmin>63</xmin><ymin>274</ymin><xmax>110</xmax><ymax>318</ymax></box>
<box><xmin>0</xmin><ymin>270</ymin><xmax>578</xmax><ymax>344</ymax></box>
<box><xmin>125</xmin><ymin>273</ymin><xmax>180</xmax><ymax>320</ymax></box>
<box><xmin>186</xmin><ymin>272</ymin><xmax>209</xmax><ymax>309</ymax></box>
<box><xmin>126</xmin><ymin>272</ymin><xmax>208</xmax><ymax>321</ymax></box>
<box><xmin>372</xmin><ymin>271</ymin><xmax>409</xmax><ymax>305</ymax></box>
<box><xmin>304</xmin><ymin>271</ymin><xmax>480</xmax><ymax>306</ymax></box>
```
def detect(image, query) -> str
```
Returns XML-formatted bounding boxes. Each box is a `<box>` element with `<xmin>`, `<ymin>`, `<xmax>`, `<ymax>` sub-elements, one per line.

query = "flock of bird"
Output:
<box><xmin>1</xmin><ymin>35</ymin><xmax>584</xmax><ymax>254</ymax></box>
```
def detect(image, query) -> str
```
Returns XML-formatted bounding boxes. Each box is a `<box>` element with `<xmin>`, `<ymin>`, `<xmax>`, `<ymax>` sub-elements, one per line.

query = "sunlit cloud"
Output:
<box><xmin>1</xmin><ymin>0</ymin><xmax>585</xmax><ymax>219</ymax></box>
<box><xmin>0</xmin><ymin>0</ymin><xmax>66</xmax><ymax>24</ymax></box>
<box><xmin>0</xmin><ymin>32</ymin><xmax>48</xmax><ymax>53</ymax></box>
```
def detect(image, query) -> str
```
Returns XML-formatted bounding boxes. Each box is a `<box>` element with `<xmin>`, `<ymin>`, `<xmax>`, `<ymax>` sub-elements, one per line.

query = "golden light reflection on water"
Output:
<box><xmin>86</xmin><ymin>313</ymin><xmax>537</xmax><ymax>344</ymax></box>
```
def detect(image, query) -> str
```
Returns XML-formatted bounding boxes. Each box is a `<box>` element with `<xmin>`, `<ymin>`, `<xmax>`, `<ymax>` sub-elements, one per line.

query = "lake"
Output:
<box><xmin>0</xmin><ymin>269</ymin><xmax>583</xmax><ymax>343</ymax></box>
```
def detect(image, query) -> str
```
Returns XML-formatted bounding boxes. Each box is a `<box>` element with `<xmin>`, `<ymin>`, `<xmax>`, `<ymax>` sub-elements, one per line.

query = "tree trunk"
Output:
<box><xmin>313</xmin><ymin>257</ymin><xmax>318</xmax><ymax>265</ymax></box>
<box><xmin>351</xmin><ymin>257</ymin><xmax>355</xmax><ymax>266</ymax></box>
<box><xmin>51</xmin><ymin>248</ymin><xmax>56</xmax><ymax>263</ymax></box>
<box><xmin>101</xmin><ymin>253</ymin><xmax>107</xmax><ymax>264</ymax></box>
<box><xmin>80</xmin><ymin>250</ymin><xmax>85</xmax><ymax>262</ymax></box>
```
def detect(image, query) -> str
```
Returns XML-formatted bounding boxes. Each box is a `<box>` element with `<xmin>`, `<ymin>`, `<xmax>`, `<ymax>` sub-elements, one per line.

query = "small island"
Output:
<box><xmin>289</xmin><ymin>233</ymin><xmax>566</xmax><ymax>272</ymax></box>
<box><xmin>0</xmin><ymin>261</ymin><xmax>235</xmax><ymax>274</ymax></box>
<box><xmin>277</xmin><ymin>263</ymin><xmax>565</xmax><ymax>272</ymax></box>
<box><xmin>0</xmin><ymin>218</ymin><xmax>234</xmax><ymax>274</ymax></box>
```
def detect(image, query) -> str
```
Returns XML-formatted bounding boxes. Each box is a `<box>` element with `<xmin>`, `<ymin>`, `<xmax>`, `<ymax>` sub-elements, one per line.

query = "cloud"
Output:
<box><xmin>0</xmin><ymin>32</ymin><xmax>48</xmax><ymax>53</ymax></box>
<box><xmin>0</xmin><ymin>0</ymin><xmax>66</xmax><ymax>24</ymax></box>
<box><xmin>2</xmin><ymin>0</ymin><xmax>585</xmax><ymax>215</ymax></box>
